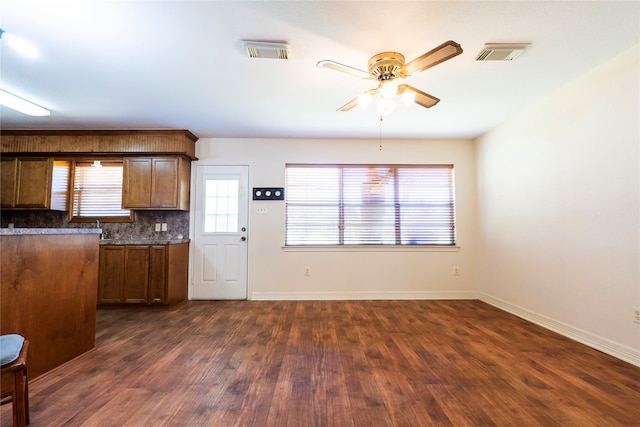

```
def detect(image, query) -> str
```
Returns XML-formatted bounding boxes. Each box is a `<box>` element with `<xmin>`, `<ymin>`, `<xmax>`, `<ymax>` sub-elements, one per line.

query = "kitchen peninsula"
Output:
<box><xmin>0</xmin><ymin>228</ymin><xmax>100</xmax><ymax>381</ymax></box>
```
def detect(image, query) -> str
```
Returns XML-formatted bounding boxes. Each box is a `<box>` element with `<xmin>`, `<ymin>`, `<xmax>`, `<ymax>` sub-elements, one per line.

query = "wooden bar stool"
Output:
<box><xmin>1</xmin><ymin>335</ymin><xmax>30</xmax><ymax>427</ymax></box>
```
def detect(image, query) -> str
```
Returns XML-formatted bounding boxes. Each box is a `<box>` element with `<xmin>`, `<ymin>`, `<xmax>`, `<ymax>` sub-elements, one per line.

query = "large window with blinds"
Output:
<box><xmin>70</xmin><ymin>160</ymin><xmax>133</xmax><ymax>222</ymax></box>
<box><xmin>285</xmin><ymin>164</ymin><xmax>456</xmax><ymax>246</ymax></box>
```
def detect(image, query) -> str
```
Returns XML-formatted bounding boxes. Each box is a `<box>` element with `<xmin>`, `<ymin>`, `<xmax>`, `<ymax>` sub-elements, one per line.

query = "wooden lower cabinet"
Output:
<box><xmin>148</xmin><ymin>245</ymin><xmax>167</xmax><ymax>303</ymax></box>
<box><xmin>123</xmin><ymin>246</ymin><xmax>150</xmax><ymax>303</ymax></box>
<box><xmin>98</xmin><ymin>242</ymin><xmax>188</xmax><ymax>306</ymax></box>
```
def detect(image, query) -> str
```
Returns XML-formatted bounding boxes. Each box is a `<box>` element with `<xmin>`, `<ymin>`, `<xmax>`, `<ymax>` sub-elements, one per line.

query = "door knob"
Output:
<box><xmin>241</xmin><ymin>236</ymin><xmax>246</xmax><ymax>241</ymax></box>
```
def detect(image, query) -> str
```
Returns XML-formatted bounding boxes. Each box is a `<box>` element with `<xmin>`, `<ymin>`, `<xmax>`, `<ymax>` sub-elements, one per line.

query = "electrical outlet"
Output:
<box><xmin>155</xmin><ymin>223</ymin><xmax>161</xmax><ymax>232</ymax></box>
<box><xmin>161</xmin><ymin>223</ymin><xmax>167</xmax><ymax>231</ymax></box>
<box><xmin>304</xmin><ymin>268</ymin><xmax>310</xmax><ymax>276</ymax></box>
<box><xmin>634</xmin><ymin>306</ymin><xmax>640</xmax><ymax>324</ymax></box>
<box><xmin>453</xmin><ymin>266</ymin><xmax>460</xmax><ymax>276</ymax></box>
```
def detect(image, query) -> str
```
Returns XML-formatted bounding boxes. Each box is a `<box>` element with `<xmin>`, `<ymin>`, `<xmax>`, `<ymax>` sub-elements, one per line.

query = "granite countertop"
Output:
<box><xmin>0</xmin><ymin>228</ymin><xmax>189</xmax><ymax>245</ymax></box>
<box><xmin>0</xmin><ymin>228</ymin><xmax>103</xmax><ymax>235</ymax></box>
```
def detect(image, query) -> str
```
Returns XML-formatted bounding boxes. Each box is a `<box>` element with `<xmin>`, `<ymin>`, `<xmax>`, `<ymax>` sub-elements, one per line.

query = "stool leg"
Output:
<box><xmin>24</xmin><ymin>366</ymin><xmax>30</xmax><ymax>425</ymax></box>
<box><xmin>12</xmin><ymin>367</ymin><xmax>27</xmax><ymax>427</ymax></box>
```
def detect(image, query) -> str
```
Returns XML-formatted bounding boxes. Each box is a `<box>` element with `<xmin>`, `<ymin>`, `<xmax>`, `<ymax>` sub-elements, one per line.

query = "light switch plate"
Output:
<box><xmin>253</xmin><ymin>187</ymin><xmax>284</xmax><ymax>200</ymax></box>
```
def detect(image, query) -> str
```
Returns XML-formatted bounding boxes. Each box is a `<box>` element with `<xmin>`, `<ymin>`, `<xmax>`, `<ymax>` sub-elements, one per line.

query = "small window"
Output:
<box><xmin>204</xmin><ymin>178</ymin><xmax>239</xmax><ymax>232</ymax></box>
<box><xmin>70</xmin><ymin>160</ymin><xmax>133</xmax><ymax>222</ymax></box>
<box><xmin>285</xmin><ymin>164</ymin><xmax>456</xmax><ymax>246</ymax></box>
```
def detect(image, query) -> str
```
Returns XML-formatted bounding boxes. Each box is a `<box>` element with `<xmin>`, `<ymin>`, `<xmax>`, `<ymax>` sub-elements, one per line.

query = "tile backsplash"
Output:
<box><xmin>0</xmin><ymin>210</ymin><xmax>190</xmax><ymax>240</ymax></box>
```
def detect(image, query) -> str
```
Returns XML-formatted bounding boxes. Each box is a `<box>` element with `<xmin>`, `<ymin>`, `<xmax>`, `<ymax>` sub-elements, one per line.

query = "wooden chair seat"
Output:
<box><xmin>1</xmin><ymin>338</ymin><xmax>30</xmax><ymax>426</ymax></box>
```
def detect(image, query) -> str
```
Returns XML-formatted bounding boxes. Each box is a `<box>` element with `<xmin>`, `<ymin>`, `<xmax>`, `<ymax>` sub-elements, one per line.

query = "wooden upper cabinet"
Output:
<box><xmin>0</xmin><ymin>157</ymin><xmax>18</xmax><ymax>207</ymax></box>
<box><xmin>122</xmin><ymin>158</ymin><xmax>153</xmax><ymax>208</ymax></box>
<box><xmin>0</xmin><ymin>157</ymin><xmax>70</xmax><ymax>210</ymax></box>
<box><xmin>122</xmin><ymin>156</ymin><xmax>190</xmax><ymax>210</ymax></box>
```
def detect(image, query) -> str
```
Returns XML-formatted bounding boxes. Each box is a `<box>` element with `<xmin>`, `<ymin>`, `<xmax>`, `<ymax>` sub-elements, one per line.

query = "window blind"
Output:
<box><xmin>72</xmin><ymin>161</ymin><xmax>131</xmax><ymax>219</ymax></box>
<box><xmin>285</xmin><ymin>164</ymin><xmax>455</xmax><ymax>246</ymax></box>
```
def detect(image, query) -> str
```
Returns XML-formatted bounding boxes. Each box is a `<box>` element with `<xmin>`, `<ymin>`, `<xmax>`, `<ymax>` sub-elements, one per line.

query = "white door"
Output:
<box><xmin>192</xmin><ymin>164</ymin><xmax>249</xmax><ymax>299</ymax></box>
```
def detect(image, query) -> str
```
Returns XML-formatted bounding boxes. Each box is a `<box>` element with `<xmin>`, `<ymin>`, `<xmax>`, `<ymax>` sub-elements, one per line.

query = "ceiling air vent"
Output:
<box><xmin>242</xmin><ymin>40</ymin><xmax>290</xmax><ymax>59</ymax></box>
<box><xmin>475</xmin><ymin>43</ymin><xmax>530</xmax><ymax>61</ymax></box>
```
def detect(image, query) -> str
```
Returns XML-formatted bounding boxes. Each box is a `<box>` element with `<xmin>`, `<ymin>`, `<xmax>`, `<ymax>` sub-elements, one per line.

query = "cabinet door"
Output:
<box><xmin>148</xmin><ymin>245</ymin><xmax>167</xmax><ymax>303</ymax></box>
<box><xmin>166</xmin><ymin>242</ymin><xmax>189</xmax><ymax>305</ymax></box>
<box><xmin>15</xmin><ymin>158</ymin><xmax>52</xmax><ymax>208</ymax></box>
<box><xmin>122</xmin><ymin>158</ymin><xmax>152</xmax><ymax>208</ymax></box>
<box><xmin>98</xmin><ymin>246</ymin><xmax>125</xmax><ymax>303</ymax></box>
<box><xmin>0</xmin><ymin>158</ymin><xmax>17</xmax><ymax>207</ymax></box>
<box><xmin>151</xmin><ymin>158</ymin><xmax>179</xmax><ymax>208</ymax></box>
<box><xmin>123</xmin><ymin>246</ymin><xmax>150</xmax><ymax>303</ymax></box>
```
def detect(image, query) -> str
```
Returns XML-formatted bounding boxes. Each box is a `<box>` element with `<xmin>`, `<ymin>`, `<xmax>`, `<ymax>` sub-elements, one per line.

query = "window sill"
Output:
<box><xmin>282</xmin><ymin>245</ymin><xmax>460</xmax><ymax>252</ymax></box>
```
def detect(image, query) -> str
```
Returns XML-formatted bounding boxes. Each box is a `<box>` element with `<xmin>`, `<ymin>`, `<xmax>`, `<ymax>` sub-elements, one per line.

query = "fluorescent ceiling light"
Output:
<box><xmin>0</xmin><ymin>28</ymin><xmax>38</xmax><ymax>58</ymax></box>
<box><xmin>0</xmin><ymin>90</ymin><xmax>50</xmax><ymax>116</ymax></box>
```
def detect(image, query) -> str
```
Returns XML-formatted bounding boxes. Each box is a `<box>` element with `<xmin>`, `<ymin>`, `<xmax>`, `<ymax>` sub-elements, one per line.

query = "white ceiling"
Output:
<box><xmin>1</xmin><ymin>1</ymin><xmax>638</xmax><ymax>140</ymax></box>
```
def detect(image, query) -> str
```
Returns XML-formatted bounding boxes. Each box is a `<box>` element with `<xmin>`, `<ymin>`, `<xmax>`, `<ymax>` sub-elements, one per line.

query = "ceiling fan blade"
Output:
<box><xmin>317</xmin><ymin>60</ymin><xmax>371</xmax><ymax>79</ymax></box>
<box><xmin>404</xmin><ymin>40</ymin><xmax>463</xmax><ymax>75</ymax></box>
<box><xmin>400</xmin><ymin>84</ymin><xmax>440</xmax><ymax>108</ymax></box>
<box><xmin>337</xmin><ymin>95</ymin><xmax>360</xmax><ymax>112</ymax></box>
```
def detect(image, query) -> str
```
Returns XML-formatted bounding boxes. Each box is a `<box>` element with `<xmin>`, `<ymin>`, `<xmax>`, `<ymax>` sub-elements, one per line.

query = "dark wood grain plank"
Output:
<box><xmin>2</xmin><ymin>300</ymin><xmax>639</xmax><ymax>426</ymax></box>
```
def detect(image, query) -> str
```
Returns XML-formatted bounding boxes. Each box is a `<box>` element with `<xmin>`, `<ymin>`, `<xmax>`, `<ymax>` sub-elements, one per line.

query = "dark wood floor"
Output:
<box><xmin>2</xmin><ymin>300</ymin><xmax>639</xmax><ymax>426</ymax></box>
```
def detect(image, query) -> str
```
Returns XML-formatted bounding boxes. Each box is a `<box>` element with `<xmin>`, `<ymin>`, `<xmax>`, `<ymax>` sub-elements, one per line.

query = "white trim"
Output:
<box><xmin>479</xmin><ymin>293</ymin><xmax>640</xmax><ymax>367</ymax></box>
<box><xmin>251</xmin><ymin>290</ymin><xmax>478</xmax><ymax>301</ymax></box>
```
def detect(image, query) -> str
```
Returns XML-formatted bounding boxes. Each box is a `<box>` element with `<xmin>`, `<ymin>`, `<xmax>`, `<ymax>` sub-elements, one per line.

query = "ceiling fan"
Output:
<box><xmin>317</xmin><ymin>40</ymin><xmax>463</xmax><ymax>115</ymax></box>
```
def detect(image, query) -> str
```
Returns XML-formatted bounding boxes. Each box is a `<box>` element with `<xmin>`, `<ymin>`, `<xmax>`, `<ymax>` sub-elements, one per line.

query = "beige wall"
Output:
<box><xmin>475</xmin><ymin>44</ymin><xmax>640</xmax><ymax>365</ymax></box>
<box><xmin>195</xmin><ymin>138</ymin><xmax>477</xmax><ymax>300</ymax></box>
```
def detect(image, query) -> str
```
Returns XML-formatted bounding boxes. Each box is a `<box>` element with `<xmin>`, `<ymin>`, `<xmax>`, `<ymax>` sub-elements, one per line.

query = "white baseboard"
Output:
<box><xmin>251</xmin><ymin>290</ymin><xmax>478</xmax><ymax>301</ymax></box>
<box><xmin>479</xmin><ymin>293</ymin><xmax>640</xmax><ymax>367</ymax></box>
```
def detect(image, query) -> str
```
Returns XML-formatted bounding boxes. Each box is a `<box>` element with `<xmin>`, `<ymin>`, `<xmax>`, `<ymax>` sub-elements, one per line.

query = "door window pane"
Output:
<box><xmin>204</xmin><ymin>179</ymin><xmax>239</xmax><ymax>232</ymax></box>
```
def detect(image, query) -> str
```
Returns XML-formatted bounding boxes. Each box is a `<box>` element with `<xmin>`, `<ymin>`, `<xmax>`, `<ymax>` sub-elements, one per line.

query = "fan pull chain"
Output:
<box><xmin>378</xmin><ymin>115</ymin><xmax>383</xmax><ymax>151</ymax></box>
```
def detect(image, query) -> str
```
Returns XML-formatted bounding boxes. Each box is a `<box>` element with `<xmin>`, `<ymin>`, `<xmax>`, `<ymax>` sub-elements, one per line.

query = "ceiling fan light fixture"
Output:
<box><xmin>320</xmin><ymin>40</ymin><xmax>463</xmax><ymax>115</ymax></box>
<box><xmin>377</xmin><ymin>98</ymin><xmax>396</xmax><ymax>116</ymax></box>
<box><xmin>380</xmin><ymin>81</ymin><xmax>399</xmax><ymax>99</ymax></box>
<box><xmin>400</xmin><ymin>89</ymin><xmax>415</xmax><ymax>106</ymax></box>
<box><xmin>358</xmin><ymin>92</ymin><xmax>373</xmax><ymax>108</ymax></box>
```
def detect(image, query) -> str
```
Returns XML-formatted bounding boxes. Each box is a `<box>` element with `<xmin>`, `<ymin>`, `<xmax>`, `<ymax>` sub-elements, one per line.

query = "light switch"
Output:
<box><xmin>253</xmin><ymin>187</ymin><xmax>284</xmax><ymax>200</ymax></box>
<box><xmin>161</xmin><ymin>223</ymin><xmax>167</xmax><ymax>231</ymax></box>
<box><xmin>155</xmin><ymin>223</ymin><xmax>161</xmax><ymax>232</ymax></box>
